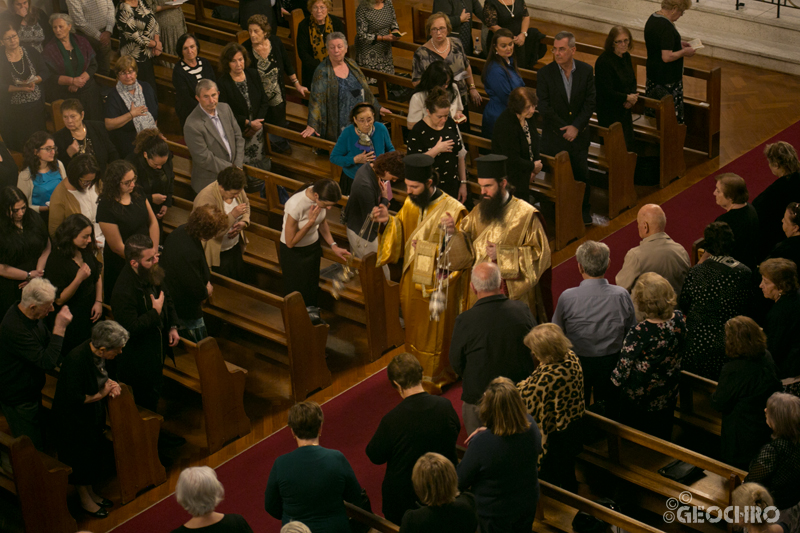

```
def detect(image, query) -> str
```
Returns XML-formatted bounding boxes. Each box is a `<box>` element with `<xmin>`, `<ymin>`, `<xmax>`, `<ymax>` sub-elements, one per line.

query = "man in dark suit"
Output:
<box><xmin>449</xmin><ymin>262</ymin><xmax>537</xmax><ymax>435</ymax></box>
<box><xmin>184</xmin><ymin>79</ymin><xmax>245</xmax><ymax>193</ymax></box>
<box><xmin>365</xmin><ymin>352</ymin><xmax>460</xmax><ymax>525</ymax></box>
<box><xmin>537</xmin><ymin>31</ymin><xmax>596</xmax><ymax>225</ymax></box>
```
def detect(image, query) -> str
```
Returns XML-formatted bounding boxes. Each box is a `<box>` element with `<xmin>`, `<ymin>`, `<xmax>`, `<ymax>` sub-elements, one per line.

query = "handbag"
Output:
<box><xmin>658</xmin><ymin>459</ymin><xmax>704</xmax><ymax>484</ymax></box>
<box><xmin>571</xmin><ymin>497</ymin><xmax>619</xmax><ymax>533</ymax></box>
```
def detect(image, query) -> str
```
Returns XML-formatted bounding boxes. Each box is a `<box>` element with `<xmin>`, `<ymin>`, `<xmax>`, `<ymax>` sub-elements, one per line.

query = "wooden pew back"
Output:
<box><xmin>0</xmin><ymin>432</ymin><xmax>76</xmax><ymax>533</ymax></box>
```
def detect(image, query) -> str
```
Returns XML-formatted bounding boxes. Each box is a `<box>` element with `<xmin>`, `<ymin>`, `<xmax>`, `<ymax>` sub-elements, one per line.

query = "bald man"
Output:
<box><xmin>449</xmin><ymin>262</ymin><xmax>537</xmax><ymax>435</ymax></box>
<box><xmin>616</xmin><ymin>204</ymin><xmax>690</xmax><ymax>297</ymax></box>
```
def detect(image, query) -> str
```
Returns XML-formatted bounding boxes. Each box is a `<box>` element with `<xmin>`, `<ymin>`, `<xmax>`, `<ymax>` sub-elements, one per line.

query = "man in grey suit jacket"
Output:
<box><xmin>184</xmin><ymin>79</ymin><xmax>245</xmax><ymax>193</ymax></box>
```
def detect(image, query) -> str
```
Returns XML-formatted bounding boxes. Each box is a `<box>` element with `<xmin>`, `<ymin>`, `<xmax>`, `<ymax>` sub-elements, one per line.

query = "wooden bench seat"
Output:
<box><xmin>204</xmin><ymin>272</ymin><xmax>332</xmax><ymax>401</ymax></box>
<box><xmin>165</xmin><ymin>337</ymin><xmax>252</xmax><ymax>453</ymax></box>
<box><xmin>677</xmin><ymin>371</ymin><xmax>721</xmax><ymax>437</ymax></box>
<box><xmin>580</xmin><ymin>411</ymin><xmax>744</xmax><ymax>532</ymax></box>
<box><xmin>0</xmin><ymin>432</ymin><xmax>76</xmax><ymax>533</ymax></box>
<box><xmin>587</xmin><ymin>122</ymin><xmax>638</xmax><ymax>218</ymax></box>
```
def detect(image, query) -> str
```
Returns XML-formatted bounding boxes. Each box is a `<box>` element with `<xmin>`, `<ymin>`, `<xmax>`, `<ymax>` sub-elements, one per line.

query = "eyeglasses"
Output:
<box><xmin>2</xmin><ymin>34</ymin><xmax>19</xmax><ymax>42</ymax></box>
<box><xmin>311</xmin><ymin>4</ymin><xmax>327</xmax><ymax>10</ymax></box>
<box><xmin>39</xmin><ymin>146</ymin><xmax>57</xmax><ymax>153</ymax></box>
<box><xmin>614</xmin><ymin>38</ymin><xmax>630</xmax><ymax>44</ymax></box>
<box><xmin>430</xmin><ymin>26</ymin><xmax>448</xmax><ymax>34</ymax></box>
<box><xmin>355</xmin><ymin>116</ymin><xmax>374</xmax><ymax>124</ymax></box>
<box><xmin>121</xmin><ymin>178</ymin><xmax>137</xmax><ymax>186</ymax></box>
<box><xmin>78</xmin><ymin>177</ymin><xmax>94</xmax><ymax>186</ymax></box>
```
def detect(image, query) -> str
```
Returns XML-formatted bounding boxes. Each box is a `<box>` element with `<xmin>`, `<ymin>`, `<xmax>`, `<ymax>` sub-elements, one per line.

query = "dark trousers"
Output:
<box><xmin>578</xmin><ymin>353</ymin><xmax>620</xmax><ymax>409</ymax></box>
<box><xmin>617</xmin><ymin>398</ymin><xmax>676</xmax><ymax>441</ymax></box>
<box><xmin>479</xmin><ymin>511</ymin><xmax>536</xmax><ymax>533</ymax></box>
<box><xmin>279</xmin><ymin>239</ymin><xmax>322</xmax><ymax>307</ymax></box>
<box><xmin>212</xmin><ymin>243</ymin><xmax>247</xmax><ymax>282</ymax></box>
<box><xmin>539</xmin><ymin>421</ymin><xmax>583</xmax><ymax>492</ymax></box>
<box><xmin>136</xmin><ymin>58</ymin><xmax>158</xmax><ymax>101</ymax></box>
<box><xmin>0</xmin><ymin>400</ymin><xmax>44</xmax><ymax>450</ymax></box>
<box><xmin>339</xmin><ymin>169</ymin><xmax>353</xmax><ymax>196</ymax></box>
<box><xmin>78</xmin><ymin>31</ymin><xmax>112</xmax><ymax>75</ymax></box>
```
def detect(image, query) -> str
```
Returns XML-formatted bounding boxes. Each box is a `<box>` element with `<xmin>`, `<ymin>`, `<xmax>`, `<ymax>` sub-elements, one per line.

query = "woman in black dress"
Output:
<box><xmin>0</xmin><ymin>21</ymin><xmax>48</xmax><ymax>152</ymax></box>
<box><xmin>680</xmin><ymin>222</ymin><xmax>752</xmax><ymax>381</ymax></box>
<box><xmin>400</xmin><ymin>452</ymin><xmax>478</xmax><ymax>533</ymax></box>
<box><xmin>172</xmin><ymin>34</ymin><xmax>216</xmax><ymax>127</ymax></box>
<box><xmin>125</xmin><ymin>128</ymin><xmax>174</xmax><ymax>229</ymax></box>
<box><xmin>713</xmin><ymin>173</ymin><xmax>759</xmax><ymax>270</ymax></box>
<box><xmin>758</xmin><ymin>258</ymin><xmax>800</xmax><ymax>378</ymax></box>
<box><xmin>296</xmin><ymin>0</ymin><xmax>345</xmax><ymax>87</ymax></box>
<box><xmin>482</xmin><ymin>0</ymin><xmax>545</xmax><ymax>69</ymax></box>
<box><xmin>644</xmin><ymin>0</ymin><xmax>694</xmax><ymax>124</ymax></box>
<box><xmin>172</xmin><ymin>466</ymin><xmax>255</xmax><ymax>533</ymax></box>
<box><xmin>55</xmin><ymin>98</ymin><xmax>120</xmax><ymax>174</ymax></box>
<box><xmin>491</xmin><ymin>86</ymin><xmax>541</xmax><ymax>202</ymax></box>
<box><xmin>407</xmin><ymin>87</ymin><xmax>467</xmax><ymax>203</ymax></box>
<box><xmin>711</xmin><ymin>316</ymin><xmax>781</xmax><ymax>470</ymax></box>
<box><xmin>51</xmin><ymin>320</ymin><xmax>126</xmax><ymax>518</ymax></box>
<box><xmin>753</xmin><ymin>141</ymin><xmax>800</xmax><ymax>260</ymax></box>
<box><xmin>595</xmin><ymin>26</ymin><xmax>638</xmax><ymax>150</ymax></box>
<box><xmin>96</xmin><ymin>159</ymin><xmax>160</xmax><ymax>300</ymax></box>
<box><xmin>45</xmin><ymin>214</ymin><xmax>103</xmax><ymax>356</ymax></box>
<box><xmin>766</xmin><ymin>202</ymin><xmax>800</xmax><ymax>268</ymax></box>
<box><xmin>0</xmin><ymin>186</ymin><xmax>50</xmax><ymax>315</ymax></box>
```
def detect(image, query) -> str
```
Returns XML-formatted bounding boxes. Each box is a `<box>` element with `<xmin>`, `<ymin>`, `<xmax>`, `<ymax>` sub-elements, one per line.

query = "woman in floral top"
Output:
<box><xmin>611</xmin><ymin>272</ymin><xmax>686</xmax><ymax>441</ymax></box>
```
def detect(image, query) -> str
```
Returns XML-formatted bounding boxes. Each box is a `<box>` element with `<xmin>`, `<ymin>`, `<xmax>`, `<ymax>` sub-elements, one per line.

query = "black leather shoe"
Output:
<box><xmin>83</xmin><ymin>506</ymin><xmax>109</xmax><ymax>518</ymax></box>
<box><xmin>97</xmin><ymin>498</ymin><xmax>114</xmax><ymax>508</ymax></box>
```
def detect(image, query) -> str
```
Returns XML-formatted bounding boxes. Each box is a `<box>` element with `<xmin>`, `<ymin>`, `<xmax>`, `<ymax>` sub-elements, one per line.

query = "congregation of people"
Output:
<box><xmin>2</xmin><ymin>0</ymin><xmax>800</xmax><ymax>531</ymax></box>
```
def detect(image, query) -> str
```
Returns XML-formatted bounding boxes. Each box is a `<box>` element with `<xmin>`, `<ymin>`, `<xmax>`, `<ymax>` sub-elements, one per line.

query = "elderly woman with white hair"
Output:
<box><xmin>301</xmin><ymin>32</ymin><xmax>388</xmax><ymax>143</ymax></box>
<box><xmin>42</xmin><ymin>13</ymin><xmax>104</xmax><ymax>120</ymax></box>
<box><xmin>0</xmin><ymin>278</ymin><xmax>72</xmax><ymax>450</ymax></box>
<box><xmin>51</xmin><ymin>320</ymin><xmax>127</xmax><ymax>518</ymax></box>
<box><xmin>172</xmin><ymin>466</ymin><xmax>255</xmax><ymax>532</ymax></box>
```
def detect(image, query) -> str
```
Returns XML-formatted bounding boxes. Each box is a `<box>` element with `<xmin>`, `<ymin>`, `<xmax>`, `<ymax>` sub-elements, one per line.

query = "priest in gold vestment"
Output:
<box><xmin>443</xmin><ymin>155</ymin><xmax>552</xmax><ymax>323</ymax></box>
<box><xmin>373</xmin><ymin>154</ymin><xmax>468</xmax><ymax>392</ymax></box>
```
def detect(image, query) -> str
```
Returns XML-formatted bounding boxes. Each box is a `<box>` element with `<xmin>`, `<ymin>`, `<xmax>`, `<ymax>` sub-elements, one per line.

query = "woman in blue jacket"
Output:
<box><xmin>481</xmin><ymin>29</ymin><xmax>525</xmax><ymax>138</ymax></box>
<box><xmin>330</xmin><ymin>102</ymin><xmax>394</xmax><ymax>195</ymax></box>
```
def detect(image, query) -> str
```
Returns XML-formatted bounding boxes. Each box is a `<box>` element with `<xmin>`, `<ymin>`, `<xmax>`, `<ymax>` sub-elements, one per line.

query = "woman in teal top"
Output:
<box><xmin>330</xmin><ymin>103</ymin><xmax>394</xmax><ymax>195</ymax></box>
<box><xmin>265</xmin><ymin>401</ymin><xmax>363</xmax><ymax>533</ymax></box>
<box><xmin>17</xmin><ymin>131</ymin><xmax>66</xmax><ymax>227</ymax></box>
<box><xmin>481</xmin><ymin>29</ymin><xmax>525</xmax><ymax>138</ymax></box>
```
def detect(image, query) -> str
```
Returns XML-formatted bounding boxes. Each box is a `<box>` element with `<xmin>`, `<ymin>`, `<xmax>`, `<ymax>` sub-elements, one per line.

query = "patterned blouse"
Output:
<box><xmin>355</xmin><ymin>0</ymin><xmax>398</xmax><ymax>75</ymax></box>
<box><xmin>253</xmin><ymin>47</ymin><xmax>284</xmax><ymax>107</ymax></box>
<box><xmin>6</xmin><ymin>47</ymin><xmax>41</xmax><ymax>105</ymax></box>
<box><xmin>412</xmin><ymin>38</ymin><xmax>470</xmax><ymax>105</ymax></box>
<box><xmin>116</xmin><ymin>0</ymin><xmax>160</xmax><ymax>61</ymax></box>
<box><xmin>517</xmin><ymin>351</ymin><xmax>585</xmax><ymax>464</ymax></box>
<box><xmin>611</xmin><ymin>311</ymin><xmax>686</xmax><ymax>411</ymax></box>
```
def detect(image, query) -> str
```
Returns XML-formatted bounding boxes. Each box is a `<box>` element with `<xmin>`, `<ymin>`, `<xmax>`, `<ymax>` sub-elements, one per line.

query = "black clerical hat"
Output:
<box><xmin>476</xmin><ymin>154</ymin><xmax>508</xmax><ymax>180</ymax></box>
<box><xmin>404</xmin><ymin>153</ymin><xmax>435</xmax><ymax>183</ymax></box>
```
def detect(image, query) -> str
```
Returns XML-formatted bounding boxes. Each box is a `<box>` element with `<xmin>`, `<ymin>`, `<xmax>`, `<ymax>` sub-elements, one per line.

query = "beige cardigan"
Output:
<box><xmin>193</xmin><ymin>180</ymin><xmax>250</xmax><ymax>268</ymax></box>
<box><xmin>17</xmin><ymin>160</ymin><xmax>67</xmax><ymax>213</ymax></box>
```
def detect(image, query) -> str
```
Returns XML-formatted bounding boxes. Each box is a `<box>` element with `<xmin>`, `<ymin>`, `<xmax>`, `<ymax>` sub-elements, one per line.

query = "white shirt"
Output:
<box><xmin>281</xmin><ymin>190</ymin><xmax>327</xmax><ymax>248</ymax></box>
<box><xmin>220</xmin><ymin>198</ymin><xmax>241</xmax><ymax>252</ymax></box>
<box><xmin>70</xmin><ymin>185</ymin><xmax>105</xmax><ymax>248</ymax></box>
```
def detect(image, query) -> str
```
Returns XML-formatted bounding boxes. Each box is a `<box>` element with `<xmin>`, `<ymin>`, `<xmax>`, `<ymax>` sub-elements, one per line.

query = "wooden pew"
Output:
<box><xmin>107</xmin><ymin>383</ymin><xmax>168</xmax><ymax>503</ymax></box>
<box><xmin>588</xmin><ymin>121</ymin><xmax>638</xmax><ymax>218</ymax></box>
<box><xmin>205</xmin><ymin>272</ymin><xmax>332</xmax><ymax>401</ymax></box>
<box><xmin>263</xmin><ymin>123</ymin><xmax>342</xmax><ymax>181</ymax></box>
<box><xmin>677</xmin><ymin>371</ymin><xmax>721</xmax><ymax>437</ymax></box>
<box><xmin>0</xmin><ymin>433</ymin><xmax>76</xmax><ymax>533</ymax></box>
<box><xmin>166</xmin><ymin>337</ymin><xmax>252</xmax><ymax>454</ymax></box>
<box><xmin>410</xmin><ymin>6</ymin><xmax>721</xmax><ymax>159</ymax></box>
<box><xmin>630</xmin><ymin>95</ymin><xmax>687</xmax><ymax>188</ymax></box>
<box><xmin>462</xmin><ymin>132</ymin><xmax>585</xmax><ymax>251</ymax></box>
<box><xmin>580</xmin><ymin>411</ymin><xmax>744</xmax><ymax>531</ymax></box>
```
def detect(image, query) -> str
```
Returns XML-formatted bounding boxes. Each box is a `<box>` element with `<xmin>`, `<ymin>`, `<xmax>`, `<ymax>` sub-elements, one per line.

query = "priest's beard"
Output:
<box><xmin>479</xmin><ymin>189</ymin><xmax>508</xmax><ymax>225</ymax></box>
<box><xmin>409</xmin><ymin>186</ymin><xmax>433</xmax><ymax>210</ymax></box>
<box><xmin>137</xmin><ymin>263</ymin><xmax>166</xmax><ymax>287</ymax></box>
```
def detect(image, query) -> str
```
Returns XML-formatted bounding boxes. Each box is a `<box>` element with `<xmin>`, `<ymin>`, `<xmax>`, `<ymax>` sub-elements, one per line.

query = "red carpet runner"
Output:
<box><xmin>111</xmin><ymin>120</ymin><xmax>800</xmax><ymax>532</ymax></box>
<box><xmin>551</xmin><ymin>120</ymin><xmax>800</xmax><ymax>300</ymax></box>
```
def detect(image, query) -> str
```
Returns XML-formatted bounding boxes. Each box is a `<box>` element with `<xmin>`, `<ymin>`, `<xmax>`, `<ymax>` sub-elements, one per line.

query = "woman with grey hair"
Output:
<box><xmin>42</xmin><ymin>13</ymin><xmax>104</xmax><ymax>120</ymax></box>
<box><xmin>301</xmin><ymin>32</ymin><xmax>388</xmax><ymax>143</ymax></box>
<box><xmin>172</xmin><ymin>466</ymin><xmax>254</xmax><ymax>532</ymax></box>
<box><xmin>51</xmin><ymin>320</ymin><xmax>127</xmax><ymax>518</ymax></box>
